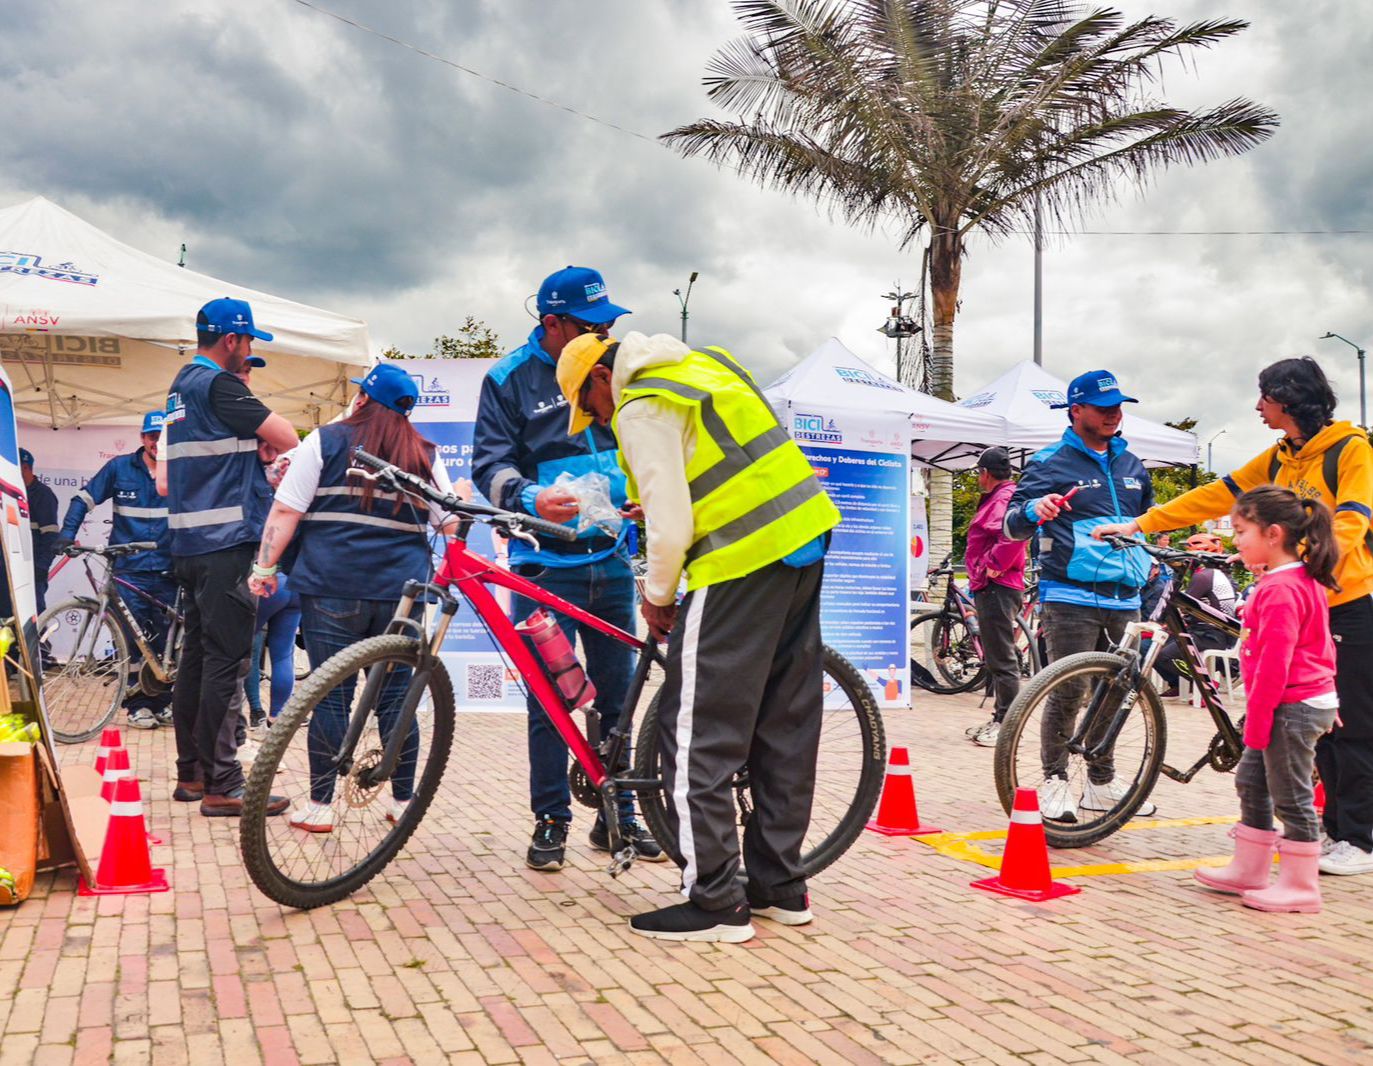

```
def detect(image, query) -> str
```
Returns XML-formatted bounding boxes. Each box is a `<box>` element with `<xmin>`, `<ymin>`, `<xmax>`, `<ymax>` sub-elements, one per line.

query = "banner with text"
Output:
<box><xmin>788</xmin><ymin>406</ymin><xmax>910</xmax><ymax>708</ymax></box>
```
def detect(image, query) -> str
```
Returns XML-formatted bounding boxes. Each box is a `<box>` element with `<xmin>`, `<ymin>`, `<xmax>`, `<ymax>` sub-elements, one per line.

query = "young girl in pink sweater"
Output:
<box><xmin>1195</xmin><ymin>486</ymin><xmax>1339</xmax><ymax>913</ymax></box>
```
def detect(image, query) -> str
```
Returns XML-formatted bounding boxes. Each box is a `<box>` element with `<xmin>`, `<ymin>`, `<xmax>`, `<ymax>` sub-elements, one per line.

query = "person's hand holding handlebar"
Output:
<box><xmin>1093</xmin><ymin>516</ymin><xmax>1142</xmax><ymax>540</ymax></box>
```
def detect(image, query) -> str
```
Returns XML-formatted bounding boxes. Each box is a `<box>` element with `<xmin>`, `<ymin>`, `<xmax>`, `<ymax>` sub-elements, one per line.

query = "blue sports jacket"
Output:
<box><xmin>1005</xmin><ymin>427</ymin><xmax>1154</xmax><ymax>610</ymax></box>
<box><xmin>471</xmin><ymin>327</ymin><xmax>628</xmax><ymax>569</ymax></box>
<box><xmin>60</xmin><ymin>448</ymin><xmax>170</xmax><ymax>572</ymax></box>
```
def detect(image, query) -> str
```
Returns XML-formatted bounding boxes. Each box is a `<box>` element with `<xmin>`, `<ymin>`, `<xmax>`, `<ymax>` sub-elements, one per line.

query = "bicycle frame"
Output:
<box><xmin>69</xmin><ymin>553</ymin><xmax>182</xmax><ymax>682</ymax></box>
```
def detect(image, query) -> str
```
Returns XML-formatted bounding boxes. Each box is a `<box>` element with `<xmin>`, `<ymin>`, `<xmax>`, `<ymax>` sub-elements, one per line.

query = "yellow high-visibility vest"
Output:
<box><xmin>614</xmin><ymin>346</ymin><xmax>840</xmax><ymax>589</ymax></box>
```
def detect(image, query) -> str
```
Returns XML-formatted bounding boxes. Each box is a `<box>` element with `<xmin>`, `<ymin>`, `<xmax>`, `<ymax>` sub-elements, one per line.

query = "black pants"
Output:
<box><xmin>1154</xmin><ymin>630</ymin><xmax>1231</xmax><ymax>689</ymax></box>
<box><xmin>172</xmin><ymin>545</ymin><xmax>257</xmax><ymax>795</ymax></box>
<box><xmin>973</xmin><ymin>583</ymin><xmax>1022</xmax><ymax>721</ymax></box>
<box><xmin>656</xmin><ymin>559</ymin><xmax>824</xmax><ymax>910</ymax></box>
<box><xmin>1319</xmin><ymin>596</ymin><xmax>1373</xmax><ymax>852</ymax></box>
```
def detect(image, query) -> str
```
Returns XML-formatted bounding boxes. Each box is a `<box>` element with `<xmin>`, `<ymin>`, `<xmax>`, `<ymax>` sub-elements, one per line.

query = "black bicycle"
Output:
<box><xmin>37</xmin><ymin>543</ymin><xmax>185</xmax><ymax>743</ymax></box>
<box><xmin>993</xmin><ymin>536</ymin><xmax>1243</xmax><ymax>847</ymax></box>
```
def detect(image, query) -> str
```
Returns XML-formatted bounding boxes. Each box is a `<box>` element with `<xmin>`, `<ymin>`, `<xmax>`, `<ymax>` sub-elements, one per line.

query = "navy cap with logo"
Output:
<box><xmin>141</xmin><ymin>410</ymin><xmax>165</xmax><ymax>435</ymax></box>
<box><xmin>350</xmin><ymin>363</ymin><xmax>419</xmax><ymax>416</ymax></box>
<box><xmin>536</xmin><ymin>266</ymin><xmax>632</xmax><ymax>325</ymax></box>
<box><xmin>197</xmin><ymin>297</ymin><xmax>274</xmax><ymax>342</ymax></box>
<box><xmin>1050</xmin><ymin>369</ymin><xmax>1138</xmax><ymax>409</ymax></box>
<box><xmin>18</xmin><ymin>448</ymin><xmax>34</xmax><ymax>468</ymax></box>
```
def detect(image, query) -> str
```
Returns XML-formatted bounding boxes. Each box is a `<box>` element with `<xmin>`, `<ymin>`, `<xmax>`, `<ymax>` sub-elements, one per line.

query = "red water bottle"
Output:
<box><xmin>515</xmin><ymin>609</ymin><xmax>597</xmax><ymax>708</ymax></box>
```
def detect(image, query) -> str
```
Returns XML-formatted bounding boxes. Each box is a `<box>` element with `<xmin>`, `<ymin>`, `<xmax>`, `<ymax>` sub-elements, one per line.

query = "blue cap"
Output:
<box><xmin>1051</xmin><ymin>369</ymin><xmax>1138</xmax><ymax>409</ymax></box>
<box><xmin>536</xmin><ymin>266</ymin><xmax>631</xmax><ymax>325</ymax></box>
<box><xmin>197</xmin><ymin>297</ymin><xmax>274</xmax><ymax>342</ymax></box>
<box><xmin>141</xmin><ymin>410</ymin><xmax>165</xmax><ymax>435</ymax></box>
<box><xmin>350</xmin><ymin>363</ymin><xmax>419</xmax><ymax>416</ymax></box>
<box><xmin>245</xmin><ymin>355</ymin><xmax>267</xmax><ymax>368</ymax></box>
<box><xmin>18</xmin><ymin>448</ymin><xmax>33</xmax><ymax>467</ymax></box>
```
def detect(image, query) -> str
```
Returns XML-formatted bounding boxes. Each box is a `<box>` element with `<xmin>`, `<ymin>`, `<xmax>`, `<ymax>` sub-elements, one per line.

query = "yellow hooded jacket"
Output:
<box><xmin>1136</xmin><ymin>421</ymin><xmax>1373</xmax><ymax>607</ymax></box>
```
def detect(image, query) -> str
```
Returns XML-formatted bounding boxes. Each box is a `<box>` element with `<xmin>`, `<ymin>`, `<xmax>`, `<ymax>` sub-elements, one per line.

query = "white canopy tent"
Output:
<box><xmin>766</xmin><ymin>338</ymin><xmax>1005</xmax><ymax>467</ymax></box>
<box><xmin>0</xmin><ymin>197</ymin><xmax>370</xmax><ymax>428</ymax></box>
<box><xmin>958</xmin><ymin>359</ymin><xmax>1200</xmax><ymax>468</ymax></box>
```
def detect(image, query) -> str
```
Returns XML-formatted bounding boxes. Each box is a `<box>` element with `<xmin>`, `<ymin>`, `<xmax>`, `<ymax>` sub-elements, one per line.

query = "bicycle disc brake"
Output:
<box><xmin>343</xmin><ymin>749</ymin><xmax>387</xmax><ymax>808</ymax></box>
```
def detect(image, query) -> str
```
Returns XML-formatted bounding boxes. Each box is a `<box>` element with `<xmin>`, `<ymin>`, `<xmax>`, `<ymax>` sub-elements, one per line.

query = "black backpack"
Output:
<box><xmin>1266</xmin><ymin>436</ymin><xmax>1373</xmax><ymax>552</ymax></box>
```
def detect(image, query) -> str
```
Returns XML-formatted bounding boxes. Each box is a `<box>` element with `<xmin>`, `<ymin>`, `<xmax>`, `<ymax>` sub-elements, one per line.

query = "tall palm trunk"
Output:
<box><xmin>925</xmin><ymin>229</ymin><xmax>963</xmax><ymax>564</ymax></box>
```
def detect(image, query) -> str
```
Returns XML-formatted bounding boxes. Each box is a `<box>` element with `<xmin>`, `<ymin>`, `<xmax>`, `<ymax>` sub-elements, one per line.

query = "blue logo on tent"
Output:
<box><xmin>0</xmin><ymin>252</ymin><xmax>99</xmax><ymax>287</ymax></box>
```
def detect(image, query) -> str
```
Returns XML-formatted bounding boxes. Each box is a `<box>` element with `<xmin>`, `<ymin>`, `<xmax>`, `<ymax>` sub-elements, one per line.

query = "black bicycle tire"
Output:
<box><xmin>929</xmin><ymin>613</ymin><xmax>988</xmax><ymax>694</ymax></box>
<box><xmin>1014</xmin><ymin>614</ymin><xmax>1042</xmax><ymax>676</ymax></box>
<box><xmin>38</xmin><ymin>598</ymin><xmax>130</xmax><ymax>744</ymax></box>
<box><xmin>632</xmin><ymin>645</ymin><xmax>885</xmax><ymax>877</ymax></box>
<box><xmin>993</xmin><ymin>650</ymin><xmax>1167</xmax><ymax>848</ymax></box>
<box><xmin>240</xmin><ymin>635</ymin><xmax>455</xmax><ymax>909</ymax></box>
<box><xmin>909</xmin><ymin>610</ymin><xmax>980</xmax><ymax>695</ymax></box>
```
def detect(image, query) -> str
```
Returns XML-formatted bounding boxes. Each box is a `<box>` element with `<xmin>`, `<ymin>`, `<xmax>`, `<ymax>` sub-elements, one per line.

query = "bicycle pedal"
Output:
<box><xmin>606</xmin><ymin>847</ymin><xmax>635</xmax><ymax>878</ymax></box>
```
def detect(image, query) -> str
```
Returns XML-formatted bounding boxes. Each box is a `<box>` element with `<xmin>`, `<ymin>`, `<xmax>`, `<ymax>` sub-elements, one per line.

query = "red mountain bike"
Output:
<box><xmin>240</xmin><ymin>448</ymin><xmax>885</xmax><ymax>909</ymax></box>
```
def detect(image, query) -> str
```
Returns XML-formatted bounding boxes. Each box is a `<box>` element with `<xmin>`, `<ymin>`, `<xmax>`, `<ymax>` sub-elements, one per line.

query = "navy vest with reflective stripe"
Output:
<box><xmin>289</xmin><ymin>424</ymin><xmax>434</xmax><ymax>600</ymax></box>
<box><xmin>164</xmin><ymin>361</ymin><xmax>262</xmax><ymax>556</ymax></box>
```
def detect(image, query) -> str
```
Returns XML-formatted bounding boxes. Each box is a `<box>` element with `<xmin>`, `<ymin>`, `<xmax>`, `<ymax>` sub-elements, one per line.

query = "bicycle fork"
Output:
<box><xmin>1066</xmin><ymin>624</ymin><xmax>1155</xmax><ymax>761</ymax></box>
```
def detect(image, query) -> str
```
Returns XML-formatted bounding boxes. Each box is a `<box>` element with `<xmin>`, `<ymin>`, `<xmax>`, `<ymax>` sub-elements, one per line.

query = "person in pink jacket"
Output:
<box><xmin>964</xmin><ymin>447</ymin><xmax>1027</xmax><ymax>747</ymax></box>
<box><xmin>1195</xmin><ymin>486</ymin><xmax>1339</xmax><ymax>913</ymax></box>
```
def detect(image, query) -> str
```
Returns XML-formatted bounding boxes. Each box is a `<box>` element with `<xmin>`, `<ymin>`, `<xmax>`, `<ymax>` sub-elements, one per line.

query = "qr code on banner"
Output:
<box><xmin>465</xmin><ymin>663</ymin><xmax>505</xmax><ymax>701</ymax></box>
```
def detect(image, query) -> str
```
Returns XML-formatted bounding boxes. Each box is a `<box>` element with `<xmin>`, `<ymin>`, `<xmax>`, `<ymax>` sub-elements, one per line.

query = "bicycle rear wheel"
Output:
<box><xmin>240</xmin><ymin>635</ymin><xmax>454</xmax><ymax>909</ymax></box>
<box><xmin>994</xmin><ymin>650</ymin><xmax>1166</xmax><ymax>848</ymax></box>
<box><xmin>37</xmin><ymin>599</ymin><xmax>129</xmax><ymax>744</ymax></box>
<box><xmin>633</xmin><ymin>645</ymin><xmax>885</xmax><ymax>877</ymax></box>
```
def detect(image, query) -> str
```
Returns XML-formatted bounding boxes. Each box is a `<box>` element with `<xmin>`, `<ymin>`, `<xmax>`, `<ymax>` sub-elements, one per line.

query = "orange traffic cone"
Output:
<box><xmin>94</xmin><ymin>726</ymin><xmax>123</xmax><ymax>777</ymax></box>
<box><xmin>972</xmin><ymin>787</ymin><xmax>1080</xmax><ymax>902</ymax></box>
<box><xmin>1314</xmin><ymin>780</ymin><xmax>1326</xmax><ymax>813</ymax></box>
<box><xmin>866</xmin><ymin>746</ymin><xmax>941</xmax><ymax>836</ymax></box>
<box><xmin>78</xmin><ymin>777</ymin><xmax>169</xmax><ymax>897</ymax></box>
<box><xmin>99</xmin><ymin>747</ymin><xmax>131</xmax><ymax>803</ymax></box>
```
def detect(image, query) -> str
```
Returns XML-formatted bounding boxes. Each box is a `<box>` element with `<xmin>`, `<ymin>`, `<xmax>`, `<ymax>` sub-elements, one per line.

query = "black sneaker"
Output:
<box><xmin>746</xmin><ymin>889</ymin><xmax>813</xmax><ymax>926</ymax></box>
<box><xmin>588</xmin><ymin>819</ymin><xmax>669</xmax><ymax>863</ymax></box>
<box><xmin>526</xmin><ymin>817</ymin><xmax>568</xmax><ymax>871</ymax></box>
<box><xmin>629</xmin><ymin>900</ymin><xmax>754</xmax><ymax>943</ymax></box>
<box><xmin>249</xmin><ymin>707</ymin><xmax>267</xmax><ymax>730</ymax></box>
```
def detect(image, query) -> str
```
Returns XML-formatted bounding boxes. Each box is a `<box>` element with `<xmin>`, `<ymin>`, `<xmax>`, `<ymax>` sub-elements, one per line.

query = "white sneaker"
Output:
<box><xmin>1318</xmin><ymin>840</ymin><xmax>1373</xmax><ymax>876</ymax></box>
<box><xmin>1039</xmin><ymin>775</ymin><xmax>1077</xmax><ymax>822</ymax></box>
<box><xmin>126</xmin><ymin>708</ymin><xmax>158</xmax><ymax>730</ymax></box>
<box><xmin>385</xmin><ymin>798</ymin><xmax>411</xmax><ymax>825</ymax></box>
<box><xmin>971</xmin><ymin>720</ymin><xmax>1000</xmax><ymax>747</ymax></box>
<box><xmin>1319</xmin><ymin>832</ymin><xmax>1337</xmax><ymax>857</ymax></box>
<box><xmin>1079</xmin><ymin>779</ymin><xmax>1157</xmax><ymax>817</ymax></box>
<box><xmin>289</xmin><ymin>801</ymin><xmax>335</xmax><ymax>833</ymax></box>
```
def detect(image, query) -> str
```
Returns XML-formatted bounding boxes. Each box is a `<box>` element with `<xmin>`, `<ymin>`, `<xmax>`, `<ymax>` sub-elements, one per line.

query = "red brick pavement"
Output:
<box><xmin>2</xmin><ymin>689</ymin><xmax>1371</xmax><ymax>1065</ymax></box>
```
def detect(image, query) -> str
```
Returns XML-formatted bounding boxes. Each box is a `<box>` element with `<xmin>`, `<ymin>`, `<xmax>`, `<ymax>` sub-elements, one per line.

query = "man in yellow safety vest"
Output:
<box><xmin>558</xmin><ymin>330</ymin><xmax>840</xmax><ymax>943</ymax></box>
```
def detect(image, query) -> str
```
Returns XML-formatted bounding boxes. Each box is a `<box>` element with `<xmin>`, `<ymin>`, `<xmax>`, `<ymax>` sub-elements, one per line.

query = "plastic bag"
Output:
<box><xmin>554</xmin><ymin>471</ymin><xmax>623</xmax><ymax>537</ymax></box>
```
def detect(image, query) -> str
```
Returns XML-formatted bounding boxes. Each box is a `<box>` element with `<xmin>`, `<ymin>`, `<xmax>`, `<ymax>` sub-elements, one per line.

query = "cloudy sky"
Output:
<box><xmin>2</xmin><ymin>0</ymin><xmax>1369</xmax><ymax>470</ymax></box>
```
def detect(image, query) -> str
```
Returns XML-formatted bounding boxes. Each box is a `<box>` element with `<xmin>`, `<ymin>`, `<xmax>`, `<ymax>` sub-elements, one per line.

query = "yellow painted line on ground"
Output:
<box><xmin>913</xmin><ymin>814</ymin><xmax>1241</xmax><ymax>878</ymax></box>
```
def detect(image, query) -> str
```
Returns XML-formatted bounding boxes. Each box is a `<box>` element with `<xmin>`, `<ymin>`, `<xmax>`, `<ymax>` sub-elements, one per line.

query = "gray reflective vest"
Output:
<box><xmin>163</xmin><ymin>358</ymin><xmax>263</xmax><ymax>556</ymax></box>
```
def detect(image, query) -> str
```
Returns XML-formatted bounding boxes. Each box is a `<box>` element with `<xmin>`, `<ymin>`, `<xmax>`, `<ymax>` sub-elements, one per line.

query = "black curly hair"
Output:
<box><xmin>1257</xmin><ymin>357</ymin><xmax>1337</xmax><ymax>441</ymax></box>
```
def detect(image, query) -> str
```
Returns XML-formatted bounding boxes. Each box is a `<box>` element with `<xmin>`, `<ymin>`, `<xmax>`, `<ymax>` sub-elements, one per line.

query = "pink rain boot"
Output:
<box><xmin>1194</xmin><ymin>824</ymin><xmax>1278</xmax><ymax>894</ymax></box>
<box><xmin>1242</xmin><ymin>838</ymin><xmax>1323</xmax><ymax>913</ymax></box>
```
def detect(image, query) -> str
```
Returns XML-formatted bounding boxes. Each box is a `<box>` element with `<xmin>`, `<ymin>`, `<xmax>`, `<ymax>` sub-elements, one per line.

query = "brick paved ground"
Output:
<box><xmin>3</xmin><ymin>686</ymin><xmax>1371</xmax><ymax>1065</ymax></box>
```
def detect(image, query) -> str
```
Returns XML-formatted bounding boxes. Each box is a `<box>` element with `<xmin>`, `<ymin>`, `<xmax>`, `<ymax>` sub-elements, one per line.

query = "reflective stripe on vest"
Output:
<box><xmin>614</xmin><ymin>346</ymin><xmax>839</xmax><ymax>589</ymax></box>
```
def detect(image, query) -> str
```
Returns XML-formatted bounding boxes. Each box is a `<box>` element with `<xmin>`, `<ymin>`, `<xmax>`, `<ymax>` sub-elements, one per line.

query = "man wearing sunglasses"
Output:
<box><xmin>473</xmin><ymin>266</ymin><xmax>665</xmax><ymax>872</ymax></box>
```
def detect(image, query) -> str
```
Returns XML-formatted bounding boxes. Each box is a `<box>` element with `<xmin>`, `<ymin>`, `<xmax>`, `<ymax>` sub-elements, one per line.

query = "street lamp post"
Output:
<box><xmin>674</xmin><ymin>272</ymin><xmax>699</xmax><ymax>344</ymax></box>
<box><xmin>1206</xmin><ymin>428</ymin><xmax>1227</xmax><ymax>474</ymax></box>
<box><xmin>1321</xmin><ymin>331</ymin><xmax>1368</xmax><ymax>428</ymax></box>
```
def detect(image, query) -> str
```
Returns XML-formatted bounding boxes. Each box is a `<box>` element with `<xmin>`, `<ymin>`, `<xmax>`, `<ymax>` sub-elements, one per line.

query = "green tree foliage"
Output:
<box><xmin>382</xmin><ymin>316</ymin><xmax>503</xmax><ymax>360</ymax></box>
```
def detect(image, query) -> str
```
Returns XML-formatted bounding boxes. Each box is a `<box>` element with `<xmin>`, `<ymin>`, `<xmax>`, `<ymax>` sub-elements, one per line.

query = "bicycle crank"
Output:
<box><xmin>606</xmin><ymin>846</ymin><xmax>635</xmax><ymax>879</ymax></box>
<box><xmin>568</xmin><ymin>762</ymin><xmax>601</xmax><ymax>809</ymax></box>
<box><xmin>137</xmin><ymin>661</ymin><xmax>171</xmax><ymax>698</ymax></box>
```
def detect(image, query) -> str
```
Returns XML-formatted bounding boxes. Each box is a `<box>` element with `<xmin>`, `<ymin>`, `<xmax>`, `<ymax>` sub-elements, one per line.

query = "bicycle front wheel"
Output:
<box><xmin>37</xmin><ymin>599</ymin><xmax>130</xmax><ymax>744</ymax></box>
<box><xmin>633</xmin><ymin>645</ymin><xmax>885</xmax><ymax>877</ymax></box>
<box><xmin>994</xmin><ymin>650</ymin><xmax>1166</xmax><ymax>848</ymax></box>
<box><xmin>240</xmin><ymin>635</ymin><xmax>455</xmax><ymax>909</ymax></box>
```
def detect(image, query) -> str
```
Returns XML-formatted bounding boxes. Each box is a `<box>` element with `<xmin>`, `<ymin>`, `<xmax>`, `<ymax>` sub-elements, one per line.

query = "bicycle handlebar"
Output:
<box><xmin>349</xmin><ymin>447</ymin><xmax>578</xmax><ymax>543</ymax></box>
<box><xmin>1102</xmin><ymin>534</ymin><xmax>1235</xmax><ymax>571</ymax></box>
<box><xmin>59</xmin><ymin>541</ymin><xmax>160</xmax><ymax>558</ymax></box>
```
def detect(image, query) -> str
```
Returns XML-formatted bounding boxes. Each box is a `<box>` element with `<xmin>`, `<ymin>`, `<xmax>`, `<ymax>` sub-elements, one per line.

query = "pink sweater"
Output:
<box><xmin>1238</xmin><ymin>563</ymin><xmax>1337</xmax><ymax>749</ymax></box>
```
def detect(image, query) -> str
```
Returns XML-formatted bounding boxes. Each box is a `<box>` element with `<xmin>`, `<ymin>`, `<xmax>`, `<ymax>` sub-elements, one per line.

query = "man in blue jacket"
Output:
<box><xmin>1005</xmin><ymin>370</ymin><xmax>1157</xmax><ymax>822</ymax></box>
<box><xmin>472</xmin><ymin>266</ymin><xmax>663</xmax><ymax>871</ymax></box>
<box><xmin>19</xmin><ymin>449</ymin><xmax>59</xmax><ymax>614</ymax></box>
<box><xmin>57</xmin><ymin>410</ymin><xmax>175</xmax><ymax>728</ymax></box>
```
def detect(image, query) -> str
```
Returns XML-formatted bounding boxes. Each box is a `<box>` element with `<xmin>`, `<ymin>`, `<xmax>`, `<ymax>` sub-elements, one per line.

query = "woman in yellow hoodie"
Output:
<box><xmin>1097</xmin><ymin>357</ymin><xmax>1373</xmax><ymax>876</ymax></box>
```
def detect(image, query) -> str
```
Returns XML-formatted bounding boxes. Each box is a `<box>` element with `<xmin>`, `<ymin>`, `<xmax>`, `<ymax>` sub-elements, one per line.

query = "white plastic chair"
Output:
<box><xmin>1190</xmin><ymin>640</ymin><xmax>1243</xmax><ymax>707</ymax></box>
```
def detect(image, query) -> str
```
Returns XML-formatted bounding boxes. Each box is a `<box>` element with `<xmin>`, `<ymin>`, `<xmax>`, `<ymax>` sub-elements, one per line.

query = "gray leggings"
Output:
<box><xmin>1236</xmin><ymin>700</ymin><xmax>1338</xmax><ymax>842</ymax></box>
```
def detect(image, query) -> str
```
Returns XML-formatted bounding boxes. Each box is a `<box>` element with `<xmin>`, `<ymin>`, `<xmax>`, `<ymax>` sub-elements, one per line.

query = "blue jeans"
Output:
<box><xmin>247</xmin><ymin>576</ymin><xmax>302</xmax><ymax>719</ymax></box>
<box><xmin>299</xmin><ymin>595</ymin><xmax>418</xmax><ymax>804</ymax></box>
<box><xmin>118</xmin><ymin>570</ymin><xmax>178</xmax><ymax>714</ymax></box>
<box><xmin>510</xmin><ymin>556</ymin><xmax>636</xmax><ymax>825</ymax></box>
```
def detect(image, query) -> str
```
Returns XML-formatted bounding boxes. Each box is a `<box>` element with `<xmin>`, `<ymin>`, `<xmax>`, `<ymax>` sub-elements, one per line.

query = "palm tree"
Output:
<box><xmin>663</xmin><ymin>0</ymin><xmax>1278</xmax><ymax>550</ymax></box>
